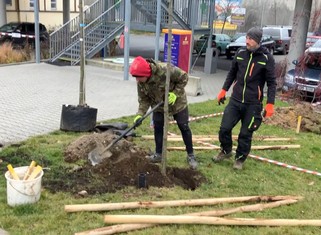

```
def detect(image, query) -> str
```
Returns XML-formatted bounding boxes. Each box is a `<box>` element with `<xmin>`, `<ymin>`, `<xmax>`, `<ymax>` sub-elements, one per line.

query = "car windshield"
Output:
<box><xmin>200</xmin><ymin>35</ymin><xmax>209</xmax><ymax>40</ymax></box>
<box><xmin>307</xmin><ymin>37</ymin><xmax>319</xmax><ymax>43</ymax></box>
<box><xmin>200</xmin><ymin>35</ymin><xmax>217</xmax><ymax>41</ymax></box>
<box><xmin>0</xmin><ymin>23</ymin><xmax>19</xmax><ymax>32</ymax></box>
<box><xmin>231</xmin><ymin>33</ymin><xmax>245</xmax><ymax>41</ymax></box>
<box><xmin>305</xmin><ymin>53</ymin><xmax>321</xmax><ymax>70</ymax></box>
<box><xmin>310</xmin><ymin>39</ymin><xmax>321</xmax><ymax>48</ymax></box>
<box><xmin>263</xmin><ymin>29</ymin><xmax>280</xmax><ymax>38</ymax></box>
<box><xmin>235</xmin><ymin>36</ymin><xmax>246</xmax><ymax>43</ymax></box>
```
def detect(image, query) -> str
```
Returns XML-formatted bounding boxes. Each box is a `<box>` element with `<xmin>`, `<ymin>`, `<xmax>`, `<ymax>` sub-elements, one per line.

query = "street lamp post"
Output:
<box><xmin>260</xmin><ymin>0</ymin><xmax>265</xmax><ymax>27</ymax></box>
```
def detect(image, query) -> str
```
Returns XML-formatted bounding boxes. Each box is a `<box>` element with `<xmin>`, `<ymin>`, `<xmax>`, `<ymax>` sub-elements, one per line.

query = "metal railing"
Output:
<box><xmin>50</xmin><ymin>0</ymin><xmax>125</xmax><ymax>64</ymax></box>
<box><xmin>50</xmin><ymin>0</ymin><xmax>108</xmax><ymax>62</ymax></box>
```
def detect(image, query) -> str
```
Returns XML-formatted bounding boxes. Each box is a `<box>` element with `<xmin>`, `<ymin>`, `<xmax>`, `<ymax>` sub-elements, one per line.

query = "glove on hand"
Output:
<box><xmin>168</xmin><ymin>92</ymin><xmax>177</xmax><ymax>105</ymax></box>
<box><xmin>133</xmin><ymin>115</ymin><xmax>143</xmax><ymax>126</ymax></box>
<box><xmin>217</xmin><ymin>89</ymin><xmax>226</xmax><ymax>105</ymax></box>
<box><xmin>264</xmin><ymin>103</ymin><xmax>274</xmax><ymax>118</ymax></box>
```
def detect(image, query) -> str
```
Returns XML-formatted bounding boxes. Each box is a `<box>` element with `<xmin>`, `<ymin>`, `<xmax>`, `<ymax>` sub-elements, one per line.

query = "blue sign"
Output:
<box><xmin>164</xmin><ymin>34</ymin><xmax>180</xmax><ymax>66</ymax></box>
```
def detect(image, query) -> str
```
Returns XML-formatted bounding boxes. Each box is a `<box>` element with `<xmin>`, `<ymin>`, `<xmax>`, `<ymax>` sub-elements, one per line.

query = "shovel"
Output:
<box><xmin>88</xmin><ymin>101</ymin><xmax>164</xmax><ymax>166</ymax></box>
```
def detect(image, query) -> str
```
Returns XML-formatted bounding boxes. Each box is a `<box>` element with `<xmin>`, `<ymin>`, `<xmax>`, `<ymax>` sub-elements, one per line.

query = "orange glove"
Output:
<box><xmin>217</xmin><ymin>89</ymin><xmax>226</xmax><ymax>105</ymax></box>
<box><xmin>264</xmin><ymin>103</ymin><xmax>274</xmax><ymax>117</ymax></box>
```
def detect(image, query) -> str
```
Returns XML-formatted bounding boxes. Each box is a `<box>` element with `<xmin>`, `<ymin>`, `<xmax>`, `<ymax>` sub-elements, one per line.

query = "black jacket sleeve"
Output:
<box><xmin>265</xmin><ymin>53</ymin><xmax>276</xmax><ymax>104</ymax></box>
<box><xmin>222</xmin><ymin>52</ymin><xmax>239</xmax><ymax>91</ymax></box>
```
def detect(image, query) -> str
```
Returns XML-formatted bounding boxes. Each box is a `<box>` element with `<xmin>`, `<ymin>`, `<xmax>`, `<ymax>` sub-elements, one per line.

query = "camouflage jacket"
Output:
<box><xmin>137</xmin><ymin>59</ymin><xmax>188</xmax><ymax>116</ymax></box>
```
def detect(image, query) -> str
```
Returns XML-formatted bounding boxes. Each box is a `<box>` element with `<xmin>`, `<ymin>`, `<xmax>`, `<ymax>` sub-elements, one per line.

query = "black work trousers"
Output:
<box><xmin>153</xmin><ymin>107</ymin><xmax>193</xmax><ymax>155</ymax></box>
<box><xmin>219</xmin><ymin>98</ymin><xmax>263</xmax><ymax>162</ymax></box>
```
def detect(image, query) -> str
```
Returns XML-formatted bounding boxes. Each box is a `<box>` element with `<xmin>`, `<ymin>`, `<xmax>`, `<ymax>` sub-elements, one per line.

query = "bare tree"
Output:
<box><xmin>216</xmin><ymin>0</ymin><xmax>237</xmax><ymax>33</ymax></box>
<box><xmin>242</xmin><ymin>8</ymin><xmax>259</xmax><ymax>31</ymax></box>
<box><xmin>309</xmin><ymin>0</ymin><xmax>321</xmax><ymax>34</ymax></box>
<box><xmin>243</xmin><ymin>0</ymin><xmax>293</xmax><ymax>29</ymax></box>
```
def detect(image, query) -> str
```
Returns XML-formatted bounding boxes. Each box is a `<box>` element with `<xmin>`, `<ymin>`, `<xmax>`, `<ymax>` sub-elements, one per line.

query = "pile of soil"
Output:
<box><xmin>264</xmin><ymin>102</ymin><xmax>321</xmax><ymax>134</ymax></box>
<box><xmin>43</xmin><ymin>131</ymin><xmax>206</xmax><ymax>195</ymax></box>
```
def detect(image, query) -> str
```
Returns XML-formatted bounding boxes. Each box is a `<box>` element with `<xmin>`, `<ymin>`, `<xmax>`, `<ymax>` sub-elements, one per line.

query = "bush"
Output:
<box><xmin>0</xmin><ymin>42</ymin><xmax>49</xmax><ymax>64</ymax></box>
<box><xmin>0</xmin><ymin>43</ymin><xmax>30</xmax><ymax>64</ymax></box>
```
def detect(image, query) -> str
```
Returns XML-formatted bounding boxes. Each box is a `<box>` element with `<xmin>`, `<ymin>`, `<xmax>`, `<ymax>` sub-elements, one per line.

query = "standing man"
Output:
<box><xmin>213</xmin><ymin>27</ymin><xmax>276</xmax><ymax>170</ymax></box>
<box><xmin>129</xmin><ymin>56</ymin><xmax>198</xmax><ymax>170</ymax></box>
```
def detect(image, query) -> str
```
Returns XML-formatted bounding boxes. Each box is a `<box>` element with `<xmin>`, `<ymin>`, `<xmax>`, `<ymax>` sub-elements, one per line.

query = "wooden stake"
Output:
<box><xmin>7</xmin><ymin>164</ymin><xmax>20</xmax><ymax>180</ymax></box>
<box><xmin>104</xmin><ymin>215</ymin><xmax>321</xmax><ymax>226</ymax></box>
<box><xmin>296</xmin><ymin>116</ymin><xmax>302</xmax><ymax>134</ymax></box>
<box><xmin>75</xmin><ymin>199</ymin><xmax>299</xmax><ymax>235</ymax></box>
<box><xmin>142</xmin><ymin>135</ymin><xmax>296</xmax><ymax>141</ymax></box>
<box><xmin>65</xmin><ymin>195</ymin><xmax>302</xmax><ymax>213</ymax></box>
<box><xmin>27</xmin><ymin>165</ymin><xmax>42</xmax><ymax>180</ymax></box>
<box><xmin>23</xmin><ymin>160</ymin><xmax>36</xmax><ymax>180</ymax></box>
<box><xmin>168</xmin><ymin>145</ymin><xmax>301</xmax><ymax>151</ymax></box>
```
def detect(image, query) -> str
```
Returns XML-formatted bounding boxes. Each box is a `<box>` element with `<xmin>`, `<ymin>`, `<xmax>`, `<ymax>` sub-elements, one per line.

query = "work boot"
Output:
<box><xmin>212</xmin><ymin>150</ymin><xmax>232</xmax><ymax>163</ymax></box>
<box><xmin>187</xmin><ymin>154</ymin><xmax>198</xmax><ymax>170</ymax></box>
<box><xmin>147</xmin><ymin>153</ymin><xmax>162</xmax><ymax>163</ymax></box>
<box><xmin>233</xmin><ymin>160</ymin><xmax>244</xmax><ymax>170</ymax></box>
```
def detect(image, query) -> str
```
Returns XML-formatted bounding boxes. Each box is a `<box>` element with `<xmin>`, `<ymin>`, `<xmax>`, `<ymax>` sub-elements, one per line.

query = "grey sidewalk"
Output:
<box><xmin>0</xmin><ymin>62</ymin><xmax>227</xmax><ymax>145</ymax></box>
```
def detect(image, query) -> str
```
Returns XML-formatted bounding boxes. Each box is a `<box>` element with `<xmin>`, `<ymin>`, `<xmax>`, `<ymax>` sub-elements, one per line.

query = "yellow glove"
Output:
<box><xmin>168</xmin><ymin>92</ymin><xmax>177</xmax><ymax>105</ymax></box>
<box><xmin>133</xmin><ymin>115</ymin><xmax>143</xmax><ymax>126</ymax></box>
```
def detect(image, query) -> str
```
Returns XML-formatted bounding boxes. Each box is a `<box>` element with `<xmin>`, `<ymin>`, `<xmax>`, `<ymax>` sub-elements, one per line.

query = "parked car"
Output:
<box><xmin>225</xmin><ymin>35</ymin><xmax>275</xmax><ymax>59</ymax></box>
<box><xmin>262</xmin><ymin>26</ymin><xmax>292</xmax><ymax>55</ymax></box>
<box><xmin>305</xmin><ymin>36</ymin><xmax>321</xmax><ymax>49</ymax></box>
<box><xmin>0</xmin><ymin>22</ymin><xmax>49</xmax><ymax>48</ymax></box>
<box><xmin>230</xmin><ymin>32</ymin><xmax>246</xmax><ymax>42</ymax></box>
<box><xmin>283</xmin><ymin>45</ymin><xmax>321</xmax><ymax>100</ymax></box>
<box><xmin>193</xmin><ymin>33</ymin><xmax>231</xmax><ymax>55</ymax></box>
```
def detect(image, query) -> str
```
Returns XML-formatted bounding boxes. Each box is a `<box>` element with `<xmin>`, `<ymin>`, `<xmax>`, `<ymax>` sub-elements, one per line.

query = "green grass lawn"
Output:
<box><xmin>1</xmin><ymin>99</ymin><xmax>321</xmax><ymax>235</ymax></box>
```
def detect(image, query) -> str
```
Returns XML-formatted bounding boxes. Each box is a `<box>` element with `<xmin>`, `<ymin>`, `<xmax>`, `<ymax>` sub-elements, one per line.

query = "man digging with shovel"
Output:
<box><xmin>130</xmin><ymin>56</ymin><xmax>198</xmax><ymax>170</ymax></box>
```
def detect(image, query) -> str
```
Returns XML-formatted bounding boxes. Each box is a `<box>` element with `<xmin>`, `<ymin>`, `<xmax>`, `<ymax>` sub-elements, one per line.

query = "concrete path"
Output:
<box><xmin>0</xmin><ymin>62</ymin><xmax>227</xmax><ymax>145</ymax></box>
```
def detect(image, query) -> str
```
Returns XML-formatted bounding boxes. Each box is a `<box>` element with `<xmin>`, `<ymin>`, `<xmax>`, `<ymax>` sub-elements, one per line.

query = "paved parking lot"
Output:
<box><xmin>0</xmin><ymin>62</ymin><xmax>226</xmax><ymax>145</ymax></box>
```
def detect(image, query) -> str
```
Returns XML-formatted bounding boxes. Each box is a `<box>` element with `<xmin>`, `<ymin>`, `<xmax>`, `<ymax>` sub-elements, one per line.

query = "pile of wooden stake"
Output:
<box><xmin>63</xmin><ymin>195</ymin><xmax>321</xmax><ymax>235</ymax></box>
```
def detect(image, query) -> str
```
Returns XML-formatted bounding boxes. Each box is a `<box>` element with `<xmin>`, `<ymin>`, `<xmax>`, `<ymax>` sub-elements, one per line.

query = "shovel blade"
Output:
<box><xmin>88</xmin><ymin>147</ymin><xmax>112</xmax><ymax>166</ymax></box>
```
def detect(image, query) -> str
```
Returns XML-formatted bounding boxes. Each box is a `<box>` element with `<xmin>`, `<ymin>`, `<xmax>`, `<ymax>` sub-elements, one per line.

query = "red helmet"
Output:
<box><xmin>130</xmin><ymin>56</ymin><xmax>151</xmax><ymax>77</ymax></box>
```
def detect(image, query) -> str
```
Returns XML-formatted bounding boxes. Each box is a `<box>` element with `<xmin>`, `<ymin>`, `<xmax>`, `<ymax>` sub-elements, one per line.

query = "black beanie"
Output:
<box><xmin>247</xmin><ymin>27</ymin><xmax>263</xmax><ymax>44</ymax></box>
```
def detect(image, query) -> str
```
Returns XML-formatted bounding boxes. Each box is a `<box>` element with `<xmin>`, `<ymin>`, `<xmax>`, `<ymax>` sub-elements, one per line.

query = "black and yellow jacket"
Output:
<box><xmin>137</xmin><ymin>59</ymin><xmax>188</xmax><ymax>116</ymax></box>
<box><xmin>223</xmin><ymin>46</ymin><xmax>276</xmax><ymax>104</ymax></box>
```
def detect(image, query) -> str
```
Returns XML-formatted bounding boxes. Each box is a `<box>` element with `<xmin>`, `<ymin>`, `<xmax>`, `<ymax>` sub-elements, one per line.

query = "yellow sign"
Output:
<box><xmin>214</xmin><ymin>21</ymin><xmax>237</xmax><ymax>30</ymax></box>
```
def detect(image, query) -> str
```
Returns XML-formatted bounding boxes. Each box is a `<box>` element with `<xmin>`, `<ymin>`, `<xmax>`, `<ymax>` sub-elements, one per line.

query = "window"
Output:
<box><xmin>29</xmin><ymin>0</ymin><xmax>34</xmax><ymax>8</ymax></box>
<box><xmin>6</xmin><ymin>0</ymin><xmax>12</xmax><ymax>5</ymax></box>
<box><xmin>51</xmin><ymin>0</ymin><xmax>57</xmax><ymax>10</ymax></box>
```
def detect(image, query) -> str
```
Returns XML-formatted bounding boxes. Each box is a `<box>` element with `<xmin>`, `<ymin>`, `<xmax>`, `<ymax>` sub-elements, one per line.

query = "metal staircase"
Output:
<box><xmin>131</xmin><ymin>0</ymin><xmax>191</xmax><ymax>30</ymax></box>
<box><xmin>49</xmin><ymin>0</ymin><xmax>125</xmax><ymax>65</ymax></box>
<box><xmin>131</xmin><ymin>0</ymin><xmax>210</xmax><ymax>34</ymax></box>
<box><xmin>49</xmin><ymin>0</ymin><xmax>211</xmax><ymax>65</ymax></box>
